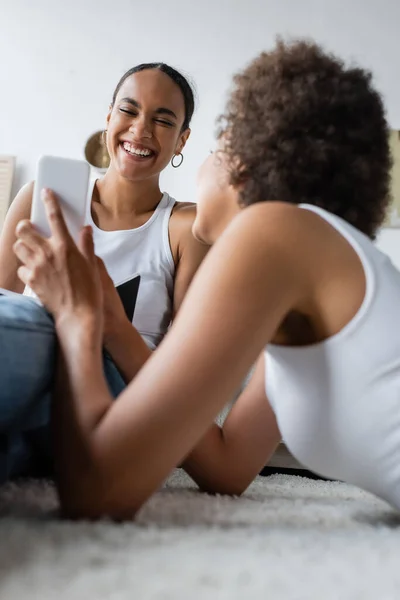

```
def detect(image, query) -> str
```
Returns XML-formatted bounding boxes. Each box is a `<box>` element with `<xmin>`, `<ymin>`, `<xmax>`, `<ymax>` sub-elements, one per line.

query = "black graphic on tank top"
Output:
<box><xmin>116</xmin><ymin>275</ymin><xmax>141</xmax><ymax>322</ymax></box>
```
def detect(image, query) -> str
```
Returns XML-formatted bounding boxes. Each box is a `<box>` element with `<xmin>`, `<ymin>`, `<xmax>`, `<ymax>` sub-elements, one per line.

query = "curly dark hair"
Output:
<box><xmin>219</xmin><ymin>39</ymin><xmax>392</xmax><ymax>238</ymax></box>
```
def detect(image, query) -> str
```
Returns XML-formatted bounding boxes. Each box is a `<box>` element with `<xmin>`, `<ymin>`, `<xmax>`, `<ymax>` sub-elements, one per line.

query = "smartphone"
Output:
<box><xmin>31</xmin><ymin>155</ymin><xmax>90</xmax><ymax>242</ymax></box>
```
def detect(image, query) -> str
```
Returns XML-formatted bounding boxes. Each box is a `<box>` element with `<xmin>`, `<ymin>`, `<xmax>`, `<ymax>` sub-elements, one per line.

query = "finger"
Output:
<box><xmin>95</xmin><ymin>255</ymin><xmax>108</xmax><ymax>275</ymax></box>
<box><xmin>79</xmin><ymin>226</ymin><xmax>96</xmax><ymax>266</ymax></box>
<box><xmin>42</xmin><ymin>189</ymin><xmax>71</xmax><ymax>243</ymax></box>
<box><xmin>13</xmin><ymin>240</ymin><xmax>34</xmax><ymax>265</ymax></box>
<box><xmin>95</xmin><ymin>255</ymin><xmax>114</xmax><ymax>283</ymax></box>
<box><xmin>95</xmin><ymin>257</ymin><xmax>112</xmax><ymax>292</ymax></box>
<box><xmin>17</xmin><ymin>265</ymin><xmax>31</xmax><ymax>288</ymax></box>
<box><xmin>95</xmin><ymin>255</ymin><xmax>104</xmax><ymax>268</ymax></box>
<box><xmin>15</xmin><ymin>219</ymin><xmax>47</xmax><ymax>251</ymax></box>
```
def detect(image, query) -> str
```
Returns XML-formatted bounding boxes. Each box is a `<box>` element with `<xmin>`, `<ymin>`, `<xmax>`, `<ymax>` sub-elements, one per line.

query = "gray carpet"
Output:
<box><xmin>1</xmin><ymin>470</ymin><xmax>400</xmax><ymax>599</ymax></box>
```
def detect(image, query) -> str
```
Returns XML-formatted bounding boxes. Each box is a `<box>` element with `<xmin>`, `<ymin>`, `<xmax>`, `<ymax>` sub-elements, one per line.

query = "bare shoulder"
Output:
<box><xmin>168</xmin><ymin>202</ymin><xmax>206</xmax><ymax>264</ymax></box>
<box><xmin>170</xmin><ymin>201</ymin><xmax>197</xmax><ymax>227</ymax></box>
<box><xmin>230</xmin><ymin>201</ymin><xmax>311</xmax><ymax>234</ymax></box>
<box><xmin>9</xmin><ymin>181</ymin><xmax>35</xmax><ymax>215</ymax></box>
<box><xmin>1</xmin><ymin>181</ymin><xmax>34</xmax><ymax>234</ymax></box>
<box><xmin>168</xmin><ymin>201</ymin><xmax>207</xmax><ymax>311</ymax></box>
<box><xmin>0</xmin><ymin>181</ymin><xmax>35</xmax><ymax>291</ymax></box>
<box><xmin>172</xmin><ymin>201</ymin><xmax>196</xmax><ymax>211</ymax></box>
<box><xmin>225</xmin><ymin>202</ymin><xmax>326</xmax><ymax>254</ymax></box>
<box><xmin>209</xmin><ymin>202</ymin><xmax>329</xmax><ymax>299</ymax></box>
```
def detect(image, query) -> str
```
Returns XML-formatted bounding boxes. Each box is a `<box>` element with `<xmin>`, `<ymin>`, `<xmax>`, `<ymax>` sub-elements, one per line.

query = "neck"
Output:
<box><xmin>95</xmin><ymin>166</ymin><xmax>163</xmax><ymax>217</ymax></box>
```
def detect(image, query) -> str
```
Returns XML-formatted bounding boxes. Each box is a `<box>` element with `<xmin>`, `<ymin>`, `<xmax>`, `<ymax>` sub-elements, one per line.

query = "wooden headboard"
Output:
<box><xmin>0</xmin><ymin>155</ymin><xmax>15</xmax><ymax>232</ymax></box>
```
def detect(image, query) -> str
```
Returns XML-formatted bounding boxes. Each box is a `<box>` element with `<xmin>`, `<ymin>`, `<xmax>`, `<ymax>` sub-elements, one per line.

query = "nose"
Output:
<box><xmin>129</xmin><ymin>116</ymin><xmax>153</xmax><ymax>139</ymax></box>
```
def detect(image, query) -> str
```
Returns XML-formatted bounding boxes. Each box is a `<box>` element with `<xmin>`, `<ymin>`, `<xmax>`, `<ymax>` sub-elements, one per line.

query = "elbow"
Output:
<box><xmin>56</xmin><ymin>468</ymin><xmax>143</xmax><ymax>521</ymax></box>
<box><xmin>230</xmin><ymin>483</ymin><xmax>248</xmax><ymax>497</ymax></box>
<box><xmin>56</xmin><ymin>476</ymin><xmax>107</xmax><ymax>520</ymax></box>
<box><xmin>59</xmin><ymin>496</ymin><xmax>105</xmax><ymax>521</ymax></box>
<box><xmin>197</xmin><ymin>477</ymin><xmax>251</xmax><ymax>498</ymax></box>
<box><xmin>58</xmin><ymin>485</ymin><xmax>143</xmax><ymax>521</ymax></box>
<box><xmin>218</xmin><ymin>482</ymin><xmax>250</xmax><ymax>497</ymax></box>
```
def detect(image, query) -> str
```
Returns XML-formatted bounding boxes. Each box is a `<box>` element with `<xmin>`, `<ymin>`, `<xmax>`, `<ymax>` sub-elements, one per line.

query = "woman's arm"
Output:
<box><xmin>96</xmin><ymin>205</ymin><xmax>208</xmax><ymax>383</ymax></box>
<box><xmin>95</xmin><ymin>258</ymin><xmax>152</xmax><ymax>382</ymax></box>
<box><xmin>181</xmin><ymin>354</ymin><xmax>281</xmax><ymax>496</ymax></box>
<box><xmin>0</xmin><ymin>182</ymin><xmax>33</xmax><ymax>291</ymax></box>
<box><xmin>102</xmin><ymin>323</ymin><xmax>152</xmax><ymax>382</ymax></box>
<box><xmin>169</xmin><ymin>204</ymin><xmax>209</xmax><ymax>316</ymax></box>
<box><xmin>15</xmin><ymin>193</ymin><xmax>303</xmax><ymax>519</ymax></box>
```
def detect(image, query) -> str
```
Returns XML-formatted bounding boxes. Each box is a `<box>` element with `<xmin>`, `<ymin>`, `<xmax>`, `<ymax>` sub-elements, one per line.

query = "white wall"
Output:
<box><xmin>1</xmin><ymin>0</ymin><xmax>400</xmax><ymax>263</ymax></box>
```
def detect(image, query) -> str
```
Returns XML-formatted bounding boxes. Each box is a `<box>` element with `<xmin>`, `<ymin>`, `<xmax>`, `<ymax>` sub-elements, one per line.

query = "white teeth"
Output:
<box><xmin>122</xmin><ymin>142</ymin><xmax>151</xmax><ymax>157</ymax></box>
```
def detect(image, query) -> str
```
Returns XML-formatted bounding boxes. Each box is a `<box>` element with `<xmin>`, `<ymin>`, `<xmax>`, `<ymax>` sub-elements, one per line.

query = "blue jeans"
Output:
<box><xmin>0</xmin><ymin>294</ymin><xmax>126</xmax><ymax>483</ymax></box>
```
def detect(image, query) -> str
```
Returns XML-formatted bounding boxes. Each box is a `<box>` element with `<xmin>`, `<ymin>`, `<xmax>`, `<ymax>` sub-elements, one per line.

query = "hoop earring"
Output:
<box><xmin>171</xmin><ymin>153</ymin><xmax>184</xmax><ymax>168</ymax></box>
<box><xmin>102</xmin><ymin>130</ymin><xmax>108</xmax><ymax>145</ymax></box>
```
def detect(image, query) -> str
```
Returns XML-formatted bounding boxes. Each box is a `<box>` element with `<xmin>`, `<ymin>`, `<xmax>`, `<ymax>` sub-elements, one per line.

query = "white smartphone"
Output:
<box><xmin>31</xmin><ymin>155</ymin><xmax>90</xmax><ymax>242</ymax></box>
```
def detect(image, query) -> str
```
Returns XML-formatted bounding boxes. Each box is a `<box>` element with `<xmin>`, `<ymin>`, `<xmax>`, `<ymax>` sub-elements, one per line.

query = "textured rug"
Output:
<box><xmin>1</xmin><ymin>470</ymin><xmax>400</xmax><ymax>600</ymax></box>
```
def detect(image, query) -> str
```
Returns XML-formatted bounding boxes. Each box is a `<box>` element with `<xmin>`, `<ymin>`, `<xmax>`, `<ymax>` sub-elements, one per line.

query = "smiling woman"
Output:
<box><xmin>103</xmin><ymin>63</ymin><xmax>193</xmax><ymax>184</ymax></box>
<box><xmin>0</xmin><ymin>62</ymin><xmax>208</xmax><ymax>483</ymax></box>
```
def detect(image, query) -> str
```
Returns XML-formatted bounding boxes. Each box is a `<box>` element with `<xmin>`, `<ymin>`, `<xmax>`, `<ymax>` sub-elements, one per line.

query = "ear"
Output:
<box><xmin>175</xmin><ymin>128</ymin><xmax>191</xmax><ymax>155</ymax></box>
<box><xmin>106</xmin><ymin>104</ymin><xmax>113</xmax><ymax>128</ymax></box>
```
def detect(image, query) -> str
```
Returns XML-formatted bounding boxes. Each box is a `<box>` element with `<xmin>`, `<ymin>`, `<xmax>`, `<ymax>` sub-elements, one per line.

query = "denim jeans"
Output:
<box><xmin>0</xmin><ymin>294</ymin><xmax>126</xmax><ymax>482</ymax></box>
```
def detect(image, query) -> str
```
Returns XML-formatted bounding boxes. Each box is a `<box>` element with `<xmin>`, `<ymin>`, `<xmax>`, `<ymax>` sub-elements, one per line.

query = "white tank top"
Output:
<box><xmin>87</xmin><ymin>179</ymin><xmax>175</xmax><ymax>349</ymax></box>
<box><xmin>265</xmin><ymin>204</ymin><xmax>400</xmax><ymax>510</ymax></box>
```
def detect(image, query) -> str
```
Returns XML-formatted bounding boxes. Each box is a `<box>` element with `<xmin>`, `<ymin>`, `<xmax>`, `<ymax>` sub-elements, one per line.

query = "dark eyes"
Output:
<box><xmin>119</xmin><ymin>108</ymin><xmax>136</xmax><ymax>117</ymax></box>
<box><xmin>119</xmin><ymin>108</ymin><xmax>174</xmax><ymax>127</ymax></box>
<box><xmin>156</xmin><ymin>119</ymin><xmax>174</xmax><ymax>127</ymax></box>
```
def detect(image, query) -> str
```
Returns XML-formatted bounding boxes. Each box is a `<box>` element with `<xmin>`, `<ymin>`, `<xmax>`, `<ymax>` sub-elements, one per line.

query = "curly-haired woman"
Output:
<box><xmin>15</xmin><ymin>39</ymin><xmax>399</xmax><ymax>519</ymax></box>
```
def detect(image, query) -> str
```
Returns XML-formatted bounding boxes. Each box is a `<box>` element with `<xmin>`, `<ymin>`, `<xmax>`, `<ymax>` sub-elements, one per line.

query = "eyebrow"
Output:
<box><xmin>120</xmin><ymin>97</ymin><xmax>178</xmax><ymax>120</ymax></box>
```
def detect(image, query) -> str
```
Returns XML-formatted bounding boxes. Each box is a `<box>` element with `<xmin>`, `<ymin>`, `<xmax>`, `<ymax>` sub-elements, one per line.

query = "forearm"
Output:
<box><xmin>103</xmin><ymin>323</ymin><xmax>152</xmax><ymax>383</ymax></box>
<box><xmin>183</xmin><ymin>424</ymin><xmax>257</xmax><ymax>496</ymax></box>
<box><xmin>183</xmin><ymin>367</ymin><xmax>281</xmax><ymax>496</ymax></box>
<box><xmin>0</xmin><ymin>258</ymin><xmax>23</xmax><ymax>292</ymax></box>
<box><xmin>54</xmin><ymin>320</ymin><xmax>115</xmax><ymax>516</ymax></box>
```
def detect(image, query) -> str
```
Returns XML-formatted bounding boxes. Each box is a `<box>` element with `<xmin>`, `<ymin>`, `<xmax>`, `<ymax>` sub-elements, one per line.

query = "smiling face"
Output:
<box><xmin>106</xmin><ymin>69</ymin><xmax>190</xmax><ymax>182</ymax></box>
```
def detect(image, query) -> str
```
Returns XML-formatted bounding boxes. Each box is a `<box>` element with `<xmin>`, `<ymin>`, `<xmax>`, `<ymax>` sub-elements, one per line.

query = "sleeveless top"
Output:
<box><xmin>265</xmin><ymin>204</ymin><xmax>400</xmax><ymax>510</ymax></box>
<box><xmin>86</xmin><ymin>180</ymin><xmax>176</xmax><ymax>349</ymax></box>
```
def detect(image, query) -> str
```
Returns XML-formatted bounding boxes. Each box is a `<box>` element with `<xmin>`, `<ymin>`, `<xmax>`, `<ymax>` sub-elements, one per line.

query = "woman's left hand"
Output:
<box><xmin>13</xmin><ymin>188</ymin><xmax>103</xmax><ymax>333</ymax></box>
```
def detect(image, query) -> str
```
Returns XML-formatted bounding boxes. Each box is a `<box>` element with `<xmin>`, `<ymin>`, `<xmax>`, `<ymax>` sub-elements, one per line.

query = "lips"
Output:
<box><xmin>120</xmin><ymin>141</ymin><xmax>156</xmax><ymax>159</ymax></box>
